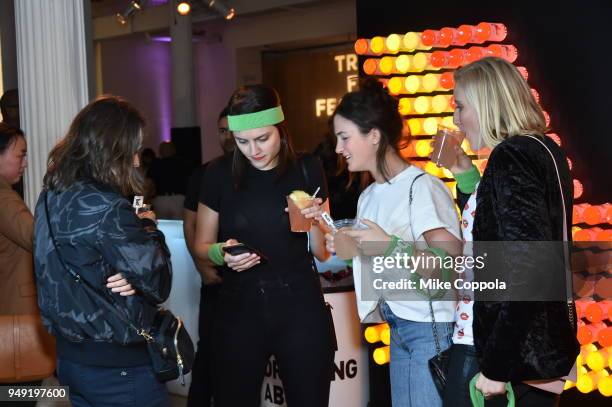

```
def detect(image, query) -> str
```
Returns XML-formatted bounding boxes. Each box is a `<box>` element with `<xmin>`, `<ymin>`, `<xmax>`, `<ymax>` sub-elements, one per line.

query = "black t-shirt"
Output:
<box><xmin>200</xmin><ymin>154</ymin><xmax>328</xmax><ymax>286</ymax></box>
<box><xmin>184</xmin><ymin>163</ymin><xmax>208</xmax><ymax>212</ymax></box>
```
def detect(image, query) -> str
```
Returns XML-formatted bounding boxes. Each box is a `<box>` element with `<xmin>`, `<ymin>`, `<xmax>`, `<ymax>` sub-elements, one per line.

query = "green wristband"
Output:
<box><xmin>454</xmin><ymin>165</ymin><xmax>481</xmax><ymax>194</ymax></box>
<box><xmin>208</xmin><ymin>243</ymin><xmax>225</xmax><ymax>266</ymax></box>
<box><xmin>384</xmin><ymin>235</ymin><xmax>414</xmax><ymax>257</ymax></box>
<box><xmin>384</xmin><ymin>235</ymin><xmax>401</xmax><ymax>257</ymax></box>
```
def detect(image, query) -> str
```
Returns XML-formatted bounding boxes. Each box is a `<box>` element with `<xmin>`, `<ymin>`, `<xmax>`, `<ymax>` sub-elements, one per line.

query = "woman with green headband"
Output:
<box><xmin>194</xmin><ymin>85</ymin><xmax>334</xmax><ymax>407</ymax></box>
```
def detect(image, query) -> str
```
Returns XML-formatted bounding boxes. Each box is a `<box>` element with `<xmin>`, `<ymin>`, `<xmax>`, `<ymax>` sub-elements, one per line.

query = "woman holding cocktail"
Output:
<box><xmin>193</xmin><ymin>85</ymin><xmax>335</xmax><ymax>407</ymax></box>
<box><xmin>325</xmin><ymin>78</ymin><xmax>463</xmax><ymax>407</ymax></box>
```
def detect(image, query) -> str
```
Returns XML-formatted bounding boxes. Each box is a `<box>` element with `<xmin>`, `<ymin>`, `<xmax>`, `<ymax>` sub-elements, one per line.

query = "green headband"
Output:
<box><xmin>227</xmin><ymin>106</ymin><xmax>284</xmax><ymax>131</ymax></box>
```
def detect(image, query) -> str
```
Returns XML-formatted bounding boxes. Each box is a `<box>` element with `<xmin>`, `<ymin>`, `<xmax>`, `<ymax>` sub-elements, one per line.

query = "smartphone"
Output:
<box><xmin>222</xmin><ymin>243</ymin><xmax>268</xmax><ymax>262</ymax></box>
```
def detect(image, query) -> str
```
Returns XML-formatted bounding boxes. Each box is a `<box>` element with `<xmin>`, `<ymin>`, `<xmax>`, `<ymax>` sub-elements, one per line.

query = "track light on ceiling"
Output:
<box><xmin>116</xmin><ymin>0</ymin><xmax>145</xmax><ymax>25</ymax></box>
<box><xmin>177</xmin><ymin>1</ymin><xmax>191</xmax><ymax>15</ymax></box>
<box><xmin>207</xmin><ymin>0</ymin><xmax>235</xmax><ymax>20</ymax></box>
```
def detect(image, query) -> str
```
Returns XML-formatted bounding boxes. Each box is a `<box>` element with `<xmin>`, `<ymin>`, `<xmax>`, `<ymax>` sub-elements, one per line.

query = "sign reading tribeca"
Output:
<box><xmin>315</xmin><ymin>53</ymin><xmax>359</xmax><ymax>117</ymax></box>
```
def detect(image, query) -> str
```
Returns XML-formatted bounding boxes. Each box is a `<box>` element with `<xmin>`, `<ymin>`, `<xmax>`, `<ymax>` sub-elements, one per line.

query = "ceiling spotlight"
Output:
<box><xmin>177</xmin><ymin>1</ymin><xmax>191</xmax><ymax>15</ymax></box>
<box><xmin>207</xmin><ymin>0</ymin><xmax>235</xmax><ymax>20</ymax></box>
<box><xmin>116</xmin><ymin>0</ymin><xmax>145</xmax><ymax>25</ymax></box>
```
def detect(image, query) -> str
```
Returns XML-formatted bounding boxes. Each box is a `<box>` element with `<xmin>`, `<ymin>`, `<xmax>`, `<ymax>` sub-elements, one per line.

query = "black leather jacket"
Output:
<box><xmin>463</xmin><ymin>135</ymin><xmax>579</xmax><ymax>382</ymax></box>
<box><xmin>34</xmin><ymin>180</ymin><xmax>172</xmax><ymax>350</ymax></box>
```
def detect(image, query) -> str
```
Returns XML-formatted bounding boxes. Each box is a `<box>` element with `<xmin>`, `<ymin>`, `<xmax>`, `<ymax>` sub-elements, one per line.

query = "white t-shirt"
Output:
<box><xmin>353</xmin><ymin>166</ymin><xmax>461</xmax><ymax>323</ymax></box>
<box><xmin>452</xmin><ymin>184</ymin><xmax>478</xmax><ymax>345</ymax></box>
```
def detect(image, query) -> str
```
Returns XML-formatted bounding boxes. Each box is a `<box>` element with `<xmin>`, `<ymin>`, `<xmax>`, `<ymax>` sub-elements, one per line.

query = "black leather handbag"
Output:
<box><xmin>141</xmin><ymin>309</ymin><xmax>195</xmax><ymax>383</ymax></box>
<box><xmin>428</xmin><ymin>300</ymin><xmax>451</xmax><ymax>395</ymax></box>
<box><xmin>44</xmin><ymin>192</ymin><xmax>194</xmax><ymax>383</ymax></box>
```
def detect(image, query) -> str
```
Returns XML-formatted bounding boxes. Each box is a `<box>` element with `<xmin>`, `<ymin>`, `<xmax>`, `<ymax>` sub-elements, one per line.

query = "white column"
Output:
<box><xmin>169</xmin><ymin>1</ymin><xmax>196</xmax><ymax>128</ymax></box>
<box><xmin>15</xmin><ymin>0</ymin><xmax>90</xmax><ymax>209</ymax></box>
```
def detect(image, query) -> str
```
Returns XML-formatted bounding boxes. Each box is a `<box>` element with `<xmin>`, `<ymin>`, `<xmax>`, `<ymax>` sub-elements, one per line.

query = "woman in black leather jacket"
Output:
<box><xmin>33</xmin><ymin>96</ymin><xmax>172</xmax><ymax>407</ymax></box>
<box><xmin>446</xmin><ymin>57</ymin><xmax>579</xmax><ymax>405</ymax></box>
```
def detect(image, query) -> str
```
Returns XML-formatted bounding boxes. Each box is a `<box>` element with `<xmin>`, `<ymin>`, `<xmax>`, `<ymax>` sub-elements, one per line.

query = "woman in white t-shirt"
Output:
<box><xmin>324</xmin><ymin>79</ymin><xmax>462</xmax><ymax>407</ymax></box>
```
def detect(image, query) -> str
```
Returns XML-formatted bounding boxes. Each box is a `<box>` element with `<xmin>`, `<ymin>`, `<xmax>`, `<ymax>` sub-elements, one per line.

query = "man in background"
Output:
<box><xmin>184</xmin><ymin>106</ymin><xmax>233</xmax><ymax>407</ymax></box>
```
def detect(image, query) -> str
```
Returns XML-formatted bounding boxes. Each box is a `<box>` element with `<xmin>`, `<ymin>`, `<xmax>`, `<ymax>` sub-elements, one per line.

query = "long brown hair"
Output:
<box><xmin>44</xmin><ymin>95</ymin><xmax>145</xmax><ymax>196</ymax></box>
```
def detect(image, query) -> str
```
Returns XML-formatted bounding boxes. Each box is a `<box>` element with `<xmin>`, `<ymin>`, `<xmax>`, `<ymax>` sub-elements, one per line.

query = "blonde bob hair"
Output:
<box><xmin>454</xmin><ymin>57</ymin><xmax>547</xmax><ymax>148</ymax></box>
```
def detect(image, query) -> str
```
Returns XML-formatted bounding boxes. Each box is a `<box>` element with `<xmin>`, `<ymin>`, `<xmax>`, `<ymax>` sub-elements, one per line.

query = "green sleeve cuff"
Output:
<box><xmin>454</xmin><ymin>165</ymin><xmax>481</xmax><ymax>194</ymax></box>
<box><xmin>208</xmin><ymin>243</ymin><xmax>225</xmax><ymax>266</ymax></box>
<box><xmin>344</xmin><ymin>259</ymin><xmax>353</xmax><ymax>267</ymax></box>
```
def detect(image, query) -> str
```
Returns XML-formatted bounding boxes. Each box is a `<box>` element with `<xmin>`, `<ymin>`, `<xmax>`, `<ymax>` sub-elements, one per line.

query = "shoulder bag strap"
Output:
<box><xmin>524</xmin><ymin>135</ymin><xmax>575</xmax><ymax>327</ymax></box>
<box><xmin>407</xmin><ymin>173</ymin><xmax>444</xmax><ymax>355</ymax></box>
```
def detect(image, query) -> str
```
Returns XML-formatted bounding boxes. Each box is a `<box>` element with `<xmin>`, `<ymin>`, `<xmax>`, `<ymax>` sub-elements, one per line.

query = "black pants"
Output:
<box><xmin>443</xmin><ymin>344</ymin><xmax>480</xmax><ymax>407</ymax></box>
<box><xmin>486</xmin><ymin>382</ymin><xmax>558</xmax><ymax>407</ymax></box>
<box><xmin>443</xmin><ymin>344</ymin><xmax>559</xmax><ymax>407</ymax></box>
<box><xmin>211</xmin><ymin>273</ymin><xmax>335</xmax><ymax>407</ymax></box>
<box><xmin>187</xmin><ymin>284</ymin><xmax>220</xmax><ymax>407</ymax></box>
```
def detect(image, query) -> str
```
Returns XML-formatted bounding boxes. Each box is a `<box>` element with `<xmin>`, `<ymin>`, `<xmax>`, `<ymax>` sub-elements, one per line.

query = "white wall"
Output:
<box><xmin>194</xmin><ymin>38</ymin><xmax>235</xmax><ymax>161</ymax></box>
<box><xmin>100</xmin><ymin>35</ymin><xmax>172</xmax><ymax>151</ymax></box>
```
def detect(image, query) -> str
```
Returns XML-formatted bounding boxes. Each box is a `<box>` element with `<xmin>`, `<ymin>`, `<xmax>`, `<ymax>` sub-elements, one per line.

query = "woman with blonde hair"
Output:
<box><xmin>441</xmin><ymin>57</ymin><xmax>579</xmax><ymax>405</ymax></box>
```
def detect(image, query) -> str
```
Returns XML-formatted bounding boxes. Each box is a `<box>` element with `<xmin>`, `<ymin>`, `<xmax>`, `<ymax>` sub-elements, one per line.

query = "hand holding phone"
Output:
<box><xmin>221</xmin><ymin>240</ymin><xmax>267</xmax><ymax>272</ymax></box>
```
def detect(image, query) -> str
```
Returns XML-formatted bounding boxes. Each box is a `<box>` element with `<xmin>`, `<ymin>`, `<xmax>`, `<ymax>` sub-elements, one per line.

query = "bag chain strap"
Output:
<box><xmin>524</xmin><ymin>135</ymin><xmax>575</xmax><ymax>327</ymax></box>
<box><xmin>407</xmin><ymin>173</ymin><xmax>443</xmax><ymax>356</ymax></box>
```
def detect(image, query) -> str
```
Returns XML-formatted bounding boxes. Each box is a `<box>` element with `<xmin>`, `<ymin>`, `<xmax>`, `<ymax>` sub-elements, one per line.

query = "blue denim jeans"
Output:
<box><xmin>381</xmin><ymin>302</ymin><xmax>453</xmax><ymax>407</ymax></box>
<box><xmin>56</xmin><ymin>359</ymin><xmax>169</xmax><ymax>407</ymax></box>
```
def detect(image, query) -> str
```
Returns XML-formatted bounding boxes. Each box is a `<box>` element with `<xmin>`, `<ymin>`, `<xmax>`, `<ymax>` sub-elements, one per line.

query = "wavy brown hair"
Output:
<box><xmin>332</xmin><ymin>78</ymin><xmax>408</xmax><ymax>183</ymax></box>
<box><xmin>44</xmin><ymin>95</ymin><xmax>145</xmax><ymax>196</ymax></box>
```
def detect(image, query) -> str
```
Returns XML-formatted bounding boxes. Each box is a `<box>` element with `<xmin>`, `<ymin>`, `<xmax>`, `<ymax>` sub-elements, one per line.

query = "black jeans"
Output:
<box><xmin>443</xmin><ymin>344</ymin><xmax>559</xmax><ymax>407</ymax></box>
<box><xmin>211</xmin><ymin>273</ymin><xmax>335</xmax><ymax>407</ymax></box>
<box><xmin>443</xmin><ymin>344</ymin><xmax>480</xmax><ymax>407</ymax></box>
<box><xmin>56</xmin><ymin>359</ymin><xmax>168</xmax><ymax>407</ymax></box>
<box><xmin>187</xmin><ymin>284</ymin><xmax>220</xmax><ymax>407</ymax></box>
<box><xmin>486</xmin><ymin>383</ymin><xmax>558</xmax><ymax>407</ymax></box>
